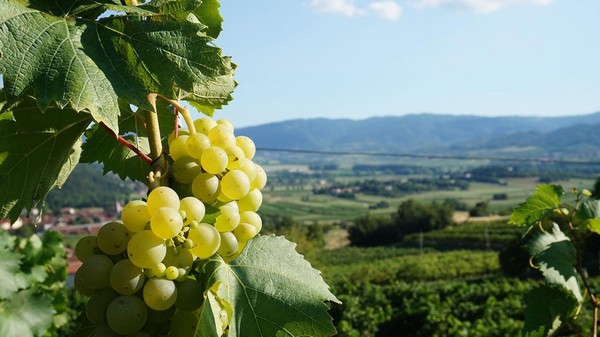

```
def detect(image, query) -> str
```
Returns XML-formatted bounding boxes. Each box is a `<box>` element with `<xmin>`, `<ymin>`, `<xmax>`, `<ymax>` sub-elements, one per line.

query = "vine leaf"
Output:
<box><xmin>193</xmin><ymin>0</ymin><xmax>224</xmax><ymax>39</ymax></box>
<box><xmin>0</xmin><ymin>97</ymin><xmax>91</xmax><ymax>222</ymax></box>
<box><xmin>80</xmin><ymin>101</ymin><xmax>174</xmax><ymax>183</ymax></box>
<box><xmin>0</xmin><ymin>0</ymin><xmax>235</xmax><ymax>133</ymax></box>
<box><xmin>0</xmin><ymin>250</ymin><xmax>24</xmax><ymax>299</ymax></box>
<box><xmin>521</xmin><ymin>285</ymin><xmax>579</xmax><ymax>337</ymax></box>
<box><xmin>0</xmin><ymin>289</ymin><xmax>55</xmax><ymax>337</ymax></box>
<box><xmin>510</xmin><ymin>184</ymin><xmax>564</xmax><ymax>227</ymax></box>
<box><xmin>524</xmin><ymin>223</ymin><xmax>582</xmax><ymax>302</ymax></box>
<box><xmin>201</xmin><ymin>235</ymin><xmax>339</xmax><ymax>337</ymax></box>
<box><xmin>575</xmin><ymin>199</ymin><xmax>600</xmax><ymax>233</ymax></box>
<box><xmin>0</xmin><ymin>230</ymin><xmax>67</xmax><ymax>337</ymax></box>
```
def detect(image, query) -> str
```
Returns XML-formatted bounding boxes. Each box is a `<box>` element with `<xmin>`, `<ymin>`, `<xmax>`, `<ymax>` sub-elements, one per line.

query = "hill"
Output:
<box><xmin>237</xmin><ymin>112</ymin><xmax>600</xmax><ymax>157</ymax></box>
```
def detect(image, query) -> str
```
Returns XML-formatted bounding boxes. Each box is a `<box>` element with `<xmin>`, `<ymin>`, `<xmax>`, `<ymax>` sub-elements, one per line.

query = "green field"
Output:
<box><xmin>260</xmin><ymin>157</ymin><xmax>597</xmax><ymax>226</ymax></box>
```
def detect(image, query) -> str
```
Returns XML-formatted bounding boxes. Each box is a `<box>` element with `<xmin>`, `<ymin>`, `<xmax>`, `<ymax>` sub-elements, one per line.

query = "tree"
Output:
<box><xmin>393</xmin><ymin>199</ymin><xmax>454</xmax><ymax>237</ymax></box>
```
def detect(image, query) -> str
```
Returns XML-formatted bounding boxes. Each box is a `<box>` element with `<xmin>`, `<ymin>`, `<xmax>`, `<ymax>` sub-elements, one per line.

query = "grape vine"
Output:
<box><xmin>511</xmin><ymin>185</ymin><xmax>600</xmax><ymax>337</ymax></box>
<box><xmin>0</xmin><ymin>1</ymin><xmax>338</xmax><ymax>336</ymax></box>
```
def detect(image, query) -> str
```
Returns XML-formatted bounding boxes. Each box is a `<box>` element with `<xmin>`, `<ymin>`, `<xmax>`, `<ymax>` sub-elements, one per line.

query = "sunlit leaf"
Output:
<box><xmin>201</xmin><ymin>236</ymin><xmax>339</xmax><ymax>337</ymax></box>
<box><xmin>510</xmin><ymin>184</ymin><xmax>564</xmax><ymax>227</ymax></box>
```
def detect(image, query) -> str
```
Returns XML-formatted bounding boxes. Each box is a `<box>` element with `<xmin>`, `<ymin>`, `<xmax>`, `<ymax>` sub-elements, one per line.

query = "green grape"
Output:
<box><xmin>237</xmin><ymin>189</ymin><xmax>263</xmax><ymax>212</ymax></box>
<box><xmin>188</xmin><ymin>223</ymin><xmax>221</xmax><ymax>259</ymax></box>
<box><xmin>93</xmin><ymin>324</ymin><xmax>123</xmax><ymax>337</ymax></box>
<box><xmin>172</xmin><ymin>156</ymin><xmax>202</xmax><ymax>184</ymax></box>
<box><xmin>128</xmin><ymin>332</ymin><xmax>152</xmax><ymax>337</ymax></box>
<box><xmin>170</xmin><ymin>135</ymin><xmax>190</xmax><ymax>160</ymax></box>
<box><xmin>179</xmin><ymin>197</ymin><xmax>205</xmax><ymax>225</ymax></box>
<box><xmin>218</xmin><ymin>232</ymin><xmax>239</xmax><ymax>257</ymax></box>
<box><xmin>216</xmin><ymin>118</ymin><xmax>234</xmax><ymax>131</ymax></box>
<box><xmin>147</xmin><ymin>186</ymin><xmax>180</xmax><ymax>216</ymax></box>
<box><xmin>78</xmin><ymin>254</ymin><xmax>114</xmax><ymax>290</ymax></box>
<box><xmin>121</xmin><ymin>200</ymin><xmax>151</xmax><ymax>233</ymax></box>
<box><xmin>143</xmin><ymin>278</ymin><xmax>178</xmax><ymax>311</ymax></box>
<box><xmin>150</xmin><ymin>262</ymin><xmax>167</xmax><ymax>278</ymax></box>
<box><xmin>238</xmin><ymin>159</ymin><xmax>258</xmax><ymax>181</ymax></box>
<box><xmin>97</xmin><ymin>222</ymin><xmax>130</xmax><ymax>255</ymax></box>
<box><xmin>162</xmin><ymin>247</ymin><xmax>194</xmax><ymax>272</ymax></box>
<box><xmin>86</xmin><ymin>288</ymin><xmax>118</xmax><ymax>325</ymax></box>
<box><xmin>216</xmin><ymin>191</ymin><xmax>232</xmax><ymax>203</ymax></box>
<box><xmin>208</xmin><ymin>124</ymin><xmax>236</xmax><ymax>148</ymax></box>
<box><xmin>193</xmin><ymin>117</ymin><xmax>217</xmax><ymax>135</ymax></box>
<box><xmin>165</xmin><ymin>266</ymin><xmax>179</xmax><ymax>280</ymax></box>
<box><xmin>191</xmin><ymin>173</ymin><xmax>220</xmax><ymax>203</ymax></box>
<box><xmin>150</xmin><ymin>207</ymin><xmax>183</xmax><ymax>240</ymax></box>
<box><xmin>106</xmin><ymin>295</ymin><xmax>148</xmax><ymax>335</ymax></box>
<box><xmin>251</xmin><ymin>164</ymin><xmax>267</xmax><ymax>190</ymax></box>
<box><xmin>215</xmin><ymin>203</ymin><xmax>240</xmax><ymax>232</ymax></box>
<box><xmin>224</xmin><ymin>145</ymin><xmax>246</xmax><ymax>170</ymax></box>
<box><xmin>110</xmin><ymin>259</ymin><xmax>145</xmax><ymax>295</ymax></box>
<box><xmin>127</xmin><ymin>230</ymin><xmax>167</xmax><ymax>269</ymax></box>
<box><xmin>239</xmin><ymin>211</ymin><xmax>263</xmax><ymax>232</ymax></box>
<box><xmin>75</xmin><ymin>235</ymin><xmax>98</xmax><ymax>262</ymax></box>
<box><xmin>236</xmin><ymin>135</ymin><xmax>256</xmax><ymax>160</ymax></box>
<box><xmin>176</xmin><ymin>268</ymin><xmax>187</xmax><ymax>281</ymax></box>
<box><xmin>233</xmin><ymin>223</ymin><xmax>259</xmax><ymax>243</ymax></box>
<box><xmin>200</xmin><ymin>146</ymin><xmax>228</xmax><ymax>174</ymax></box>
<box><xmin>167</xmin><ymin>129</ymin><xmax>189</xmax><ymax>146</ymax></box>
<box><xmin>185</xmin><ymin>132</ymin><xmax>211</xmax><ymax>160</ymax></box>
<box><xmin>220</xmin><ymin>170</ymin><xmax>251</xmax><ymax>200</ymax></box>
<box><xmin>175</xmin><ymin>279</ymin><xmax>204</xmax><ymax>311</ymax></box>
<box><xmin>74</xmin><ymin>269</ymin><xmax>95</xmax><ymax>296</ymax></box>
<box><xmin>146</xmin><ymin>305</ymin><xmax>175</xmax><ymax>325</ymax></box>
<box><xmin>170</xmin><ymin>310</ymin><xmax>200</xmax><ymax>337</ymax></box>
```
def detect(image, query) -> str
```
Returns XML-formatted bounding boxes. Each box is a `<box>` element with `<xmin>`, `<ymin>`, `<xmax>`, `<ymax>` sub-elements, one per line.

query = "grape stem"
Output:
<box><xmin>99</xmin><ymin>122</ymin><xmax>152</xmax><ymax>165</ymax></box>
<box><xmin>146</xmin><ymin>94</ymin><xmax>168</xmax><ymax>189</ymax></box>
<box><xmin>157</xmin><ymin>94</ymin><xmax>197</xmax><ymax>135</ymax></box>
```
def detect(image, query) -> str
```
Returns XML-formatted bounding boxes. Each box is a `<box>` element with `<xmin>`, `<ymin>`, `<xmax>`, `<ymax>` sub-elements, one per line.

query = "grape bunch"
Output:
<box><xmin>73</xmin><ymin>117</ymin><xmax>266</xmax><ymax>336</ymax></box>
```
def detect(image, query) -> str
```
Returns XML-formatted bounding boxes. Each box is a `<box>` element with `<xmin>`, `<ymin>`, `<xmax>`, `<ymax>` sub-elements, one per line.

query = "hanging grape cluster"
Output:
<box><xmin>73</xmin><ymin>117</ymin><xmax>266</xmax><ymax>336</ymax></box>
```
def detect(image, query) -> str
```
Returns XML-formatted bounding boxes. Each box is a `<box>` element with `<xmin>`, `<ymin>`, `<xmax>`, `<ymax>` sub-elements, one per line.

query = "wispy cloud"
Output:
<box><xmin>311</xmin><ymin>0</ymin><xmax>366</xmax><ymax>17</ymax></box>
<box><xmin>369</xmin><ymin>1</ymin><xmax>403</xmax><ymax>20</ymax></box>
<box><xmin>415</xmin><ymin>0</ymin><xmax>552</xmax><ymax>13</ymax></box>
<box><xmin>311</xmin><ymin>0</ymin><xmax>403</xmax><ymax>20</ymax></box>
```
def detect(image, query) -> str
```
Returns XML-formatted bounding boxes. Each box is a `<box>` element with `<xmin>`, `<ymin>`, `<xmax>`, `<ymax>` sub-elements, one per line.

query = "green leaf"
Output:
<box><xmin>586</xmin><ymin>219</ymin><xmax>600</xmax><ymax>235</ymax></box>
<box><xmin>0</xmin><ymin>249</ymin><xmax>24</xmax><ymax>299</ymax></box>
<box><xmin>193</xmin><ymin>0</ymin><xmax>224</xmax><ymax>38</ymax></box>
<box><xmin>198</xmin><ymin>285</ymin><xmax>228</xmax><ymax>337</ymax></box>
<box><xmin>521</xmin><ymin>285</ymin><xmax>578</xmax><ymax>337</ymax></box>
<box><xmin>81</xmin><ymin>124</ymin><xmax>151</xmax><ymax>183</ymax></box>
<box><xmin>510</xmin><ymin>184</ymin><xmax>564</xmax><ymax>227</ymax></box>
<box><xmin>81</xmin><ymin>101</ymin><xmax>174</xmax><ymax>182</ymax></box>
<box><xmin>201</xmin><ymin>235</ymin><xmax>339</xmax><ymax>337</ymax></box>
<box><xmin>0</xmin><ymin>289</ymin><xmax>55</xmax><ymax>337</ymax></box>
<box><xmin>524</xmin><ymin>223</ymin><xmax>582</xmax><ymax>302</ymax></box>
<box><xmin>0</xmin><ymin>0</ymin><xmax>235</xmax><ymax>133</ymax></box>
<box><xmin>575</xmin><ymin>199</ymin><xmax>600</xmax><ymax>233</ymax></box>
<box><xmin>0</xmin><ymin>97</ymin><xmax>90</xmax><ymax>222</ymax></box>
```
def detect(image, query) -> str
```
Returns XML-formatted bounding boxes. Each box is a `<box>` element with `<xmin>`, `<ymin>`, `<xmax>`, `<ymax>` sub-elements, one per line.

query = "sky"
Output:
<box><xmin>205</xmin><ymin>0</ymin><xmax>600</xmax><ymax>127</ymax></box>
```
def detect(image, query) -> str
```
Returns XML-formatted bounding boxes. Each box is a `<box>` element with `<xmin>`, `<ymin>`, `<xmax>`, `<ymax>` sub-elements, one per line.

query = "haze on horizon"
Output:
<box><xmin>211</xmin><ymin>0</ymin><xmax>600</xmax><ymax>128</ymax></box>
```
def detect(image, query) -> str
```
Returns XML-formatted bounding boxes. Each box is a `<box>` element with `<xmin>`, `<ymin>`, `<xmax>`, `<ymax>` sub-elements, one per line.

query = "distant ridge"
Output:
<box><xmin>237</xmin><ymin>112</ymin><xmax>600</xmax><ymax>156</ymax></box>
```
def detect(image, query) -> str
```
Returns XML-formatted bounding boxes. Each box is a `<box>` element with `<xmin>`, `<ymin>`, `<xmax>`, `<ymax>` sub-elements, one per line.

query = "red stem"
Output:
<box><xmin>174</xmin><ymin>106</ymin><xmax>179</xmax><ymax>138</ymax></box>
<box><xmin>99</xmin><ymin>122</ymin><xmax>153</xmax><ymax>165</ymax></box>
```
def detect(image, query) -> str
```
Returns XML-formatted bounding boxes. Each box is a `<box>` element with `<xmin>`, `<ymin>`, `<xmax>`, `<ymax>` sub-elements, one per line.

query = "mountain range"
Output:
<box><xmin>237</xmin><ymin>112</ymin><xmax>600</xmax><ymax>159</ymax></box>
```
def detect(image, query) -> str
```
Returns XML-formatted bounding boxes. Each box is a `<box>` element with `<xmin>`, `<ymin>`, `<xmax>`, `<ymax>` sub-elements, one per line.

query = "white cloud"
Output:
<box><xmin>415</xmin><ymin>0</ymin><xmax>552</xmax><ymax>13</ymax></box>
<box><xmin>311</xmin><ymin>0</ymin><xmax>366</xmax><ymax>17</ymax></box>
<box><xmin>369</xmin><ymin>1</ymin><xmax>403</xmax><ymax>20</ymax></box>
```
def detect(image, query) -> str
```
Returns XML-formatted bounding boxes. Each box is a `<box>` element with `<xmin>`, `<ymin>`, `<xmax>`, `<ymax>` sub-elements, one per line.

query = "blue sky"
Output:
<box><xmin>207</xmin><ymin>0</ymin><xmax>600</xmax><ymax>127</ymax></box>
